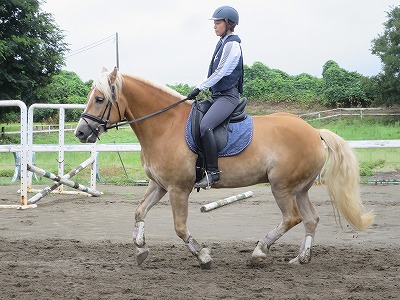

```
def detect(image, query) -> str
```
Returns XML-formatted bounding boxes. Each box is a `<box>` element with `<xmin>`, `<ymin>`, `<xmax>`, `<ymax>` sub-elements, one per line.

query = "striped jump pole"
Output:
<box><xmin>200</xmin><ymin>191</ymin><xmax>254</xmax><ymax>212</ymax></box>
<box><xmin>27</xmin><ymin>156</ymin><xmax>99</xmax><ymax>204</ymax></box>
<box><xmin>27</xmin><ymin>163</ymin><xmax>101</xmax><ymax>199</ymax></box>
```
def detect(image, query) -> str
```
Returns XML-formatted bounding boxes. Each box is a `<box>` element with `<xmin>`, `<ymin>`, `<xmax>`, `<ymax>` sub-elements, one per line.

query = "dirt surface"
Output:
<box><xmin>0</xmin><ymin>184</ymin><xmax>399</xmax><ymax>300</ymax></box>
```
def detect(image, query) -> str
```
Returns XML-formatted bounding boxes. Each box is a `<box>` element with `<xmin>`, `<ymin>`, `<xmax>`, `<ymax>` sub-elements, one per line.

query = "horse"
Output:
<box><xmin>75</xmin><ymin>67</ymin><xmax>374</xmax><ymax>269</ymax></box>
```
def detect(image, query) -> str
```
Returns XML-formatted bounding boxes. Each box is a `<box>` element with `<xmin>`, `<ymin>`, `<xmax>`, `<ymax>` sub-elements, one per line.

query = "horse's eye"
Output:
<box><xmin>95</xmin><ymin>96</ymin><xmax>105</xmax><ymax>103</ymax></box>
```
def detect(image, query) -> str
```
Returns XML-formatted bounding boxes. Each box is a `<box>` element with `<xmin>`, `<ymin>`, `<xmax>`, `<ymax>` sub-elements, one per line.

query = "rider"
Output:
<box><xmin>187</xmin><ymin>5</ymin><xmax>244</xmax><ymax>189</ymax></box>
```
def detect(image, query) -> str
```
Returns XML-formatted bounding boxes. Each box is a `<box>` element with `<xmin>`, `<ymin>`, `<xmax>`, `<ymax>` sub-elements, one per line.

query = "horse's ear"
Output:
<box><xmin>101</xmin><ymin>67</ymin><xmax>108</xmax><ymax>73</ymax></box>
<box><xmin>109</xmin><ymin>67</ymin><xmax>118</xmax><ymax>84</ymax></box>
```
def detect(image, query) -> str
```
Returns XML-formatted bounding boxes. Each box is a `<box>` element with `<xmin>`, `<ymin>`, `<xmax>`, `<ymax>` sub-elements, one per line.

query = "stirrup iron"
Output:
<box><xmin>194</xmin><ymin>170</ymin><xmax>220</xmax><ymax>190</ymax></box>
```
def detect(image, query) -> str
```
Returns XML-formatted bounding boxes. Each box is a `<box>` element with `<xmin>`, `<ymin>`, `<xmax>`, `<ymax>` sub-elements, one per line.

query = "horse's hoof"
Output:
<box><xmin>289</xmin><ymin>250</ymin><xmax>311</xmax><ymax>265</ymax></box>
<box><xmin>200</xmin><ymin>261</ymin><xmax>212</xmax><ymax>270</ymax></box>
<box><xmin>251</xmin><ymin>243</ymin><xmax>268</xmax><ymax>264</ymax></box>
<box><xmin>251</xmin><ymin>256</ymin><xmax>265</xmax><ymax>265</ymax></box>
<box><xmin>136</xmin><ymin>247</ymin><xmax>149</xmax><ymax>265</ymax></box>
<box><xmin>288</xmin><ymin>256</ymin><xmax>300</xmax><ymax>265</ymax></box>
<box><xmin>299</xmin><ymin>249</ymin><xmax>311</xmax><ymax>264</ymax></box>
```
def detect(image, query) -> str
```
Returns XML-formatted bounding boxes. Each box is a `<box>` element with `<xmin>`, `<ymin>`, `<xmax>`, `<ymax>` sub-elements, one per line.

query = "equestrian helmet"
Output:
<box><xmin>210</xmin><ymin>6</ymin><xmax>239</xmax><ymax>25</ymax></box>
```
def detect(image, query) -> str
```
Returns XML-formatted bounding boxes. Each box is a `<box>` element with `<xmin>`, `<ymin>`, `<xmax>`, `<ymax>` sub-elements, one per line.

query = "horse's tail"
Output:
<box><xmin>319</xmin><ymin>129</ymin><xmax>374</xmax><ymax>231</ymax></box>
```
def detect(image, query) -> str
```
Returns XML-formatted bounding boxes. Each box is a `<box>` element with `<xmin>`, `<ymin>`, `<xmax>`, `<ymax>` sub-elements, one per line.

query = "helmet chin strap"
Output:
<box><xmin>222</xmin><ymin>19</ymin><xmax>233</xmax><ymax>38</ymax></box>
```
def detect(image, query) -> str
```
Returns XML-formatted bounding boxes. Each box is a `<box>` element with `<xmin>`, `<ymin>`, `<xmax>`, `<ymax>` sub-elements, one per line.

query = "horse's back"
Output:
<box><xmin>253</xmin><ymin>112</ymin><xmax>321</xmax><ymax>145</ymax></box>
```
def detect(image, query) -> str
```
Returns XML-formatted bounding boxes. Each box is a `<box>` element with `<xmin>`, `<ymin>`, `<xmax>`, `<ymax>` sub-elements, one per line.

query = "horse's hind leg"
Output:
<box><xmin>133</xmin><ymin>180</ymin><xmax>167</xmax><ymax>265</ymax></box>
<box><xmin>289</xmin><ymin>187</ymin><xmax>320</xmax><ymax>264</ymax></box>
<box><xmin>252</xmin><ymin>189</ymin><xmax>302</xmax><ymax>264</ymax></box>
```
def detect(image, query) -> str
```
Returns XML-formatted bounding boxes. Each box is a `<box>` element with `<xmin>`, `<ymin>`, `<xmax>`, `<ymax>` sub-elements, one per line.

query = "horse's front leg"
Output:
<box><xmin>169</xmin><ymin>187</ymin><xmax>212</xmax><ymax>269</ymax></box>
<box><xmin>133</xmin><ymin>180</ymin><xmax>167</xmax><ymax>265</ymax></box>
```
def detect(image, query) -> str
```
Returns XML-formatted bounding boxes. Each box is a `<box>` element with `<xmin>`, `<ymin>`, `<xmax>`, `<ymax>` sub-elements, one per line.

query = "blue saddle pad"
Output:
<box><xmin>185</xmin><ymin>106</ymin><xmax>253</xmax><ymax>157</ymax></box>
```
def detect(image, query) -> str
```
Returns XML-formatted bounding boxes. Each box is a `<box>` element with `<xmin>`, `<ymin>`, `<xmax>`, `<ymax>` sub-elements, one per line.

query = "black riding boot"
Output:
<box><xmin>194</xmin><ymin>128</ymin><xmax>220</xmax><ymax>189</ymax></box>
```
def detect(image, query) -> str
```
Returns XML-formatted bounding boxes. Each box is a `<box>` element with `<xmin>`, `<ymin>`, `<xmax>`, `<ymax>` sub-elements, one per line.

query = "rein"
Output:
<box><xmin>106</xmin><ymin>97</ymin><xmax>188</xmax><ymax>130</ymax></box>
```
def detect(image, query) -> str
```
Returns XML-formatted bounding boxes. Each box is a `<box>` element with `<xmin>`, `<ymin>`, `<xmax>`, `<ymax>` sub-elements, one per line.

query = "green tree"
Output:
<box><xmin>35</xmin><ymin>70</ymin><xmax>90</xmax><ymax>122</ymax></box>
<box><xmin>167</xmin><ymin>83</ymin><xmax>211</xmax><ymax>99</ymax></box>
<box><xmin>166</xmin><ymin>83</ymin><xmax>192</xmax><ymax>96</ymax></box>
<box><xmin>0</xmin><ymin>0</ymin><xmax>68</xmax><ymax>105</ymax></box>
<box><xmin>371</xmin><ymin>5</ymin><xmax>400</xmax><ymax>105</ymax></box>
<box><xmin>361</xmin><ymin>75</ymin><xmax>380</xmax><ymax>105</ymax></box>
<box><xmin>243</xmin><ymin>61</ymin><xmax>321</xmax><ymax>104</ymax></box>
<box><xmin>322</xmin><ymin>60</ymin><xmax>369</xmax><ymax>107</ymax></box>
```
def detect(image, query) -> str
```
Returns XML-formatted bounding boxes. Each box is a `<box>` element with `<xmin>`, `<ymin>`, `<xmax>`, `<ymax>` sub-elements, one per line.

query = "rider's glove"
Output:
<box><xmin>187</xmin><ymin>88</ymin><xmax>200</xmax><ymax>100</ymax></box>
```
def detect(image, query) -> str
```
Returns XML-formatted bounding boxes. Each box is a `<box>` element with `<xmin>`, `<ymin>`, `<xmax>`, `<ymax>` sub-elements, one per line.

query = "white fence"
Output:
<box><xmin>299</xmin><ymin>107</ymin><xmax>400</xmax><ymax>149</ymax></box>
<box><xmin>0</xmin><ymin>100</ymin><xmax>29</xmax><ymax>208</ymax></box>
<box><xmin>300</xmin><ymin>107</ymin><xmax>400</xmax><ymax>122</ymax></box>
<box><xmin>0</xmin><ymin>102</ymin><xmax>104</xmax><ymax>208</ymax></box>
<box><xmin>0</xmin><ymin>100</ymin><xmax>399</xmax><ymax>208</ymax></box>
<box><xmin>2</xmin><ymin>124</ymin><xmax>75</xmax><ymax>135</ymax></box>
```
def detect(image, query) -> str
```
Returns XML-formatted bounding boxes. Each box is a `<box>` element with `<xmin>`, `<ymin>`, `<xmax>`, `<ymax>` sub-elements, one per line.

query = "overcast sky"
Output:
<box><xmin>42</xmin><ymin>0</ymin><xmax>399</xmax><ymax>86</ymax></box>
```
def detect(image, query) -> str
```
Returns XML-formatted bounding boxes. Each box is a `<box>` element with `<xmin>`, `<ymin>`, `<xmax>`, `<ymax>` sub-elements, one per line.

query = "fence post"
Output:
<box><xmin>91</xmin><ymin>144</ymin><xmax>97</xmax><ymax>190</ymax></box>
<box><xmin>0</xmin><ymin>100</ymin><xmax>30</xmax><ymax>208</ymax></box>
<box><xmin>57</xmin><ymin>107</ymin><xmax>65</xmax><ymax>193</ymax></box>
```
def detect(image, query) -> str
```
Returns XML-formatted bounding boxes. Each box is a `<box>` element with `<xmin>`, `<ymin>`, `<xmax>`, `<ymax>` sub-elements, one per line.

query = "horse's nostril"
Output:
<box><xmin>75</xmin><ymin>130</ymin><xmax>84</xmax><ymax>139</ymax></box>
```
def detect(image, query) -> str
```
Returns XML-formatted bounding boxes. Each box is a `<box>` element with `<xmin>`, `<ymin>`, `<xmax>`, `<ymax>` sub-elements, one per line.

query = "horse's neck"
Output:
<box><xmin>122</xmin><ymin>77</ymin><xmax>189</xmax><ymax>146</ymax></box>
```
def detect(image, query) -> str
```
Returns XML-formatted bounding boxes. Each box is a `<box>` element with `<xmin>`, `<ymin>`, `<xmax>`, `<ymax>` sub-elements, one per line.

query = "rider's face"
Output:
<box><xmin>214</xmin><ymin>20</ymin><xmax>227</xmax><ymax>36</ymax></box>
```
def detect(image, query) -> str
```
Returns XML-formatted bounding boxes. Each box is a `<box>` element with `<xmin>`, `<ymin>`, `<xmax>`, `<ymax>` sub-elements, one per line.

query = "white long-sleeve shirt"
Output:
<box><xmin>197</xmin><ymin>34</ymin><xmax>242</xmax><ymax>91</ymax></box>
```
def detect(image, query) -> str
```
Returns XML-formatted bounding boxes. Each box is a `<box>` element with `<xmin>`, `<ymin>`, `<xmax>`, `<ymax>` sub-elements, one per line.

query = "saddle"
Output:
<box><xmin>190</xmin><ymin>98</ymin><xmax>248</xmax><ymax>187</ymax></box>
<box><xmin>191</xmin><ymin>97</ymin><xmax>248</xmax><ymax>152</ymax></box>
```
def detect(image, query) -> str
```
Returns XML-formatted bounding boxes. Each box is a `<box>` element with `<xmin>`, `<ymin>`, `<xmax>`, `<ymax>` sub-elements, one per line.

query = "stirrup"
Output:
<box><xmin>194</xmin><ymin>170</ymin><xmax>220</xmax><ymax>190</ymax></box>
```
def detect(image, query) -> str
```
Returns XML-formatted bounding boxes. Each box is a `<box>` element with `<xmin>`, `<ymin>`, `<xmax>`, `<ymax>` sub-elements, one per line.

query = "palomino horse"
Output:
<box><xmin>75</xmin><ymin>68</ymin><xmax>374</xmax><ymax>269</ymax></box>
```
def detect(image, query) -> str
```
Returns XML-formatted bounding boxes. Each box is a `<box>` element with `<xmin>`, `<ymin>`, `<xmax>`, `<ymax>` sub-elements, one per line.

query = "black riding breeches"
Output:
<box><xmin>199</xmin><ymin>87</ymin><xmax>240</xmax><ymax>137</ymax></box>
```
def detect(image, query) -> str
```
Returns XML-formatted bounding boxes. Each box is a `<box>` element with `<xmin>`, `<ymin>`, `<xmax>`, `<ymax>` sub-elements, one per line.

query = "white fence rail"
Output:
<box><xmin>2</xmin><ymin>124</ymin><xmax>76</xmax><ymax>135</ymax></box>
<box><xmin>300</xmin><ymin>107</ymin><xmax>400</xmax><ymax>122</ymax></box>
<box><xmin>0</xmin><ymin>143</ymin><xmax>141</xmax><ymax>153</ymax></box>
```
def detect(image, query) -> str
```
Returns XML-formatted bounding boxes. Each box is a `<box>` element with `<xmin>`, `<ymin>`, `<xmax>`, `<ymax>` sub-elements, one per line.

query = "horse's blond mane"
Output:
<box><xmin>94</xmin><ymin>70</ymin><xmax>186</xmax><ymax>102</ymax></box>
<box><xmin>127</xmin><ymin>74</ymin><xmax>186</xmax><ymax>100</ymax></box>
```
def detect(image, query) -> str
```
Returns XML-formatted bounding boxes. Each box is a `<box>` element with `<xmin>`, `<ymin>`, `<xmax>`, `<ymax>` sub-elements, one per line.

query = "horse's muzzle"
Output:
<box><xmin>74</xmin><ymin>120</ymin><xmax>101</xmax><ymax>143</ymax></box>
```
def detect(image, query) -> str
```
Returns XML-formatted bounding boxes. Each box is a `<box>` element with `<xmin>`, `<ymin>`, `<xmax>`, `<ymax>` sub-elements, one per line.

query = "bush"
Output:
<box><xmin>242</xmin><ymin>62</ymin><xmax>322</xmax><ymax>104</ymax></box>
<box><xmin>321</xmin><ymin>60</ymin><xmax>371</xmax><ymax>107</ymax></box>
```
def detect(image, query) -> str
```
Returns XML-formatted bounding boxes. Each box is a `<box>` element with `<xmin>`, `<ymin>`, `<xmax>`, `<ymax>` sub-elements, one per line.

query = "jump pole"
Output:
<box><xmin>200</xmin><ymin>191</ymin><xmax>253</xmax><ymax>212</ymax></box>
<box><xmin>27</xmin><ymin>156</ymin><xmax>99</xmax><ymax>204</ymax></box>
<box><xmin>27</xmin><ymin>164</ymin><xmax>101</xmax><ymax>198</ymax></box>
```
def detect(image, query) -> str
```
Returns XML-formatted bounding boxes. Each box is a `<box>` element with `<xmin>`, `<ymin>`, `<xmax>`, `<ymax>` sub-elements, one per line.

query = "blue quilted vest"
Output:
<box><xmin>207</xmin><ymin>34</ymin><xmax>243</xmax><ymax>94</ymax></box>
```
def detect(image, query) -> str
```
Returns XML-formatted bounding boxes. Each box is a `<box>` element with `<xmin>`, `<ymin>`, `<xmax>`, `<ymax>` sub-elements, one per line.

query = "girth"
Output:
<box><xmin>191</xmin><ymin>97</ymin><xmax>248</xmax><ymax>152</ymax></box>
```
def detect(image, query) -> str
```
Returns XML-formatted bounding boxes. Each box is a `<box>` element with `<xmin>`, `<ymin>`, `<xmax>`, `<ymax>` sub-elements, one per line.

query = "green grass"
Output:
<box><xmin>308</xmin><ymin>116</ymin><xmax>400</xmax><ymax>140</ymax></box>
<box><xmin>1</xmin><ymin>116</ymin><xmax>399</xmax><ymax>185</ymax></box>
<box><xmin>309</xmin><ymin>116</ymin><xmax>400</xmax><ymax>177</ymax></box>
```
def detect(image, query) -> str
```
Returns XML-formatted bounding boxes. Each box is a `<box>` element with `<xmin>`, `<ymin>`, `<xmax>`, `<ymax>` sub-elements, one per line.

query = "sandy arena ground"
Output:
<box><xmin>0</xmin><ymin>183</ymin><xmax>399</xmax><ymax>300</ymax></box>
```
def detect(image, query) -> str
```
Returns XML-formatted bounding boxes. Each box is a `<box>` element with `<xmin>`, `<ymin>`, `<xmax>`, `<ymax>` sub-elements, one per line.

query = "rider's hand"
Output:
<box><xmin>187</xmin><ymin>88</ymin><xmax>200</xmax><ymax>100</ymax></box>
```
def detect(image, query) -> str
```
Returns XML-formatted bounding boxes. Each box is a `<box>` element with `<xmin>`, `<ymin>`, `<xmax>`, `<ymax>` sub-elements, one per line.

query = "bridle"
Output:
<box><xmin>79</xmin><ymin>81</ymin><xmax>188</xmax><ymax>140</ymax></box>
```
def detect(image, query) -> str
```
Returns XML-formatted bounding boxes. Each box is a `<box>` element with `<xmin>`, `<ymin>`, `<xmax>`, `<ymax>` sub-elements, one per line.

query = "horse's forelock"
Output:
<box><xmin>93</xmin><ymin>70</ymin><xmax>123</xmax><ymax>102</ymax></box>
